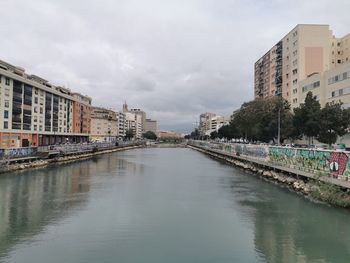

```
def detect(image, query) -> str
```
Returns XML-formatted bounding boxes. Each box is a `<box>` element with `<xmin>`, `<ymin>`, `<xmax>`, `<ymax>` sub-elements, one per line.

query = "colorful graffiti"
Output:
<box><xmin>269</xmin><ymin>147</ymin><xmax>350</xmax><ymax>178</ymax></box>
<box><xmin>0</xmin><ymin>147</ymin><xmax>38</xmax><ymax>160</ymax></box>
<box><xmin>234</xmin><ymin>144</ymin><xmax>269</xmax><ymax>160</ymax></box>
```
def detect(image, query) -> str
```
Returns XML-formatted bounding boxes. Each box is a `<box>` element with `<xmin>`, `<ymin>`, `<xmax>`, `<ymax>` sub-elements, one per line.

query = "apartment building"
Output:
<box><xmin>125</xmin><ymin>112</ymin><xmax>142</xmax><ymax>139</ymax></box>
<box><xmin>122</xmin><ymin>102</ymin><xmax>157</xmax><ymax>138</ymax></box>
<box><xmin>299</xmin><ymin>62</ymin><xmax>350</xmax><ymax>108</ymax></box>
<box><xmin>199</xmin><ymin>112</ymin><xmax>216</xmax><ymax>136</ymax></box>
<box><xmin>90</xmin><ymin>107</ymin><xmax>118</xmax><ymax>142</ymax></box>
<box><xmin>129</xmin><ymin>108</ymin><xmax>146</xmax><ymax>132</ymax></box>
<box><xmin>0</xmin><ymin>59</ymin><xmax>91</xmax><ymax>148</ymax></box>
<box><xmin>144</xmin><ymin>119</ymin><xmax>157</xmax><ymax>133</ymax></box>
<box><xmin>255</xmin><ymin>24</ymin><xmax>350</xmax><ymax>108</ymax></box>
<box><xmin>117</xmin><ymin>111</ymin><xmax>127</xmax><ymax>138</ymax></box>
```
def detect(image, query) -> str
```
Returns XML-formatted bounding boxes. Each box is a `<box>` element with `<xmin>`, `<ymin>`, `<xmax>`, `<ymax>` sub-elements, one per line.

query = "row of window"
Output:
<box><xmin>328</xmin><ymin>70</ymin><xmax>350</xmax><ymax>85</ymax></box>
<box><xmin>330</xmin><ymin>87</ymin><xmax>350</xmax><ymax>98</ymax></box>
<box><xmin>302</xmin><ymin>81</ymin><xmax>321</xmax><ymax>93</ymax></box>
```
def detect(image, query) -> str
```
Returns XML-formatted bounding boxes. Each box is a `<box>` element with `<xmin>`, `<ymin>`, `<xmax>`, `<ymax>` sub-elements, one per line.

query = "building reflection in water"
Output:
<box><xmin>0</xmin><ymin>151</ymin><xmax>145</xmax><ymax>259</ymax></box>
<box><xmin>224</xmin><ymin>175</ymin><xmax>350</xmax><ymax>263</ymax></box>
<box><xmin>0</xmin><ymin>160</ymin><xmax>92</xmax><ymax>258</ymax></box>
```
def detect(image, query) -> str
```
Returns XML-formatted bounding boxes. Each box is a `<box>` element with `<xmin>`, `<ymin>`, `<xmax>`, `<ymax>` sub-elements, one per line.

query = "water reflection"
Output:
<box><xmin>227</xmin><ymin>173</ymin><xmax>350</xmax><ymax>263</ymax></box>
<box><xmin>1</xmin><ymin>149</ymin><xmax>350</xmax><ymax>263</ymax></box>
<box><xmin>0</xmin><ymin>161</ymin><xmax>93</xmax><ymax>258</ymax></box>
<box><xmin>0</xmin><ymin>151</ymin><xmax>147</xmax><ymax>260</ymax></box>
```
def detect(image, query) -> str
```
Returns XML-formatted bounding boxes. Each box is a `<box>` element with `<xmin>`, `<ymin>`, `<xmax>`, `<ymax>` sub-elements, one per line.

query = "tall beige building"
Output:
<box><xmin>144</xmin><ymin>119</ymin><xmax>157</xmax><ymax>134</ymax></box>
<box><xmin>90</xmin><ymin>107</ymin><xmax>118</xmax><ymax>142</ymax></box>
<box><xmin>255</xmin><ymin>24</ymin><xmax>350</xmax><ymax>108</ymax></box>
<box><xmin>199</xmin><ymin>112</ymin><xmax>216</xmax><ymax>136</ymax></box>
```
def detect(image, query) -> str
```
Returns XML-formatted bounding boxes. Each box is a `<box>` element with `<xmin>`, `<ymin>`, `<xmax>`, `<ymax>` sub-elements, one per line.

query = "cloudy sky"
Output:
<box><xmin>1</xmin><ymin>0</ymin><xmax>349</xmax><ymax>132</ymax></box>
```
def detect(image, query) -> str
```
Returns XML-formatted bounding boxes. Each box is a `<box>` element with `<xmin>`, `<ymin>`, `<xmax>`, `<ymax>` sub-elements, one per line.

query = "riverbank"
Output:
<box><xmin>188</xmin><ymin>144</ymin><xmax>350</xmax><ymax>208</ymax></box>
<box><xmin>0</xmin><ymin>144</ymin><xmax>144</xmax><ymax>175</ymax></box>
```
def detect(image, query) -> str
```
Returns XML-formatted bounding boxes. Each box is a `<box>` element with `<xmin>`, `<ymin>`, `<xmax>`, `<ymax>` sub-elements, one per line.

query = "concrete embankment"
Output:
<box><xmin>0</xmin><ymin>145</ymin><xmax>143</xmax><ymax>175</ymax></box>
<box><xmin>188</xmin><ymin>144</ymin><xmax>350</xmax><ymax>208</ymax></box>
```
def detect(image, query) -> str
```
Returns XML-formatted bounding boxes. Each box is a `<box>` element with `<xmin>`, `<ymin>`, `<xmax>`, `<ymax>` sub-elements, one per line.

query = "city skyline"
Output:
<box><xmin>1</xmin><ymin>0</ymin><xmax>350</xmax><ymax>132</ymax></box>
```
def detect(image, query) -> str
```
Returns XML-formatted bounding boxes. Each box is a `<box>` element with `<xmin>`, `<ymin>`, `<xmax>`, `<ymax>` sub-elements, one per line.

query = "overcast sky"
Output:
<box><xmin>1</xmin><ymin>0</ymin><xmax>349</xmax><ymax>132</ymax></box>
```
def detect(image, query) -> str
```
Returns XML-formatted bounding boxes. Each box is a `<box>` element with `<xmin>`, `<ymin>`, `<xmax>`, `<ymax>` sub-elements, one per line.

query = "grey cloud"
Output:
<box><xmin>1</xmin><ymin>0</ymin><xmax>350</xmax><ymax>133</ymax></box>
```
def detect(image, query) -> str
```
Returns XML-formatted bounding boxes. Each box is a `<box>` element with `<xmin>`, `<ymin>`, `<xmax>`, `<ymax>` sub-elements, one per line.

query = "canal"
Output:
<box><xmin>0</xmin><ymin>148</ymin><xmax>350</xmax><ymax>263</ymax></box>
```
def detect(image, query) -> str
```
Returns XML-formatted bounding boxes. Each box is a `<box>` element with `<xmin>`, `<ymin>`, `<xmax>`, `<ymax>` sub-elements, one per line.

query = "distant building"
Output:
<box><xmin>144</xmin><ymin>119</ymin><xmax>157</xmax><ymax>134</ymax></box>
<box><xmin>117</xmin><ymin>111</ymin><xmax>126</xmax><ymax>138</ymax></box>
<box><xmin>122</xmin><ymin>102</ymin><xmax>157</xmax><ymax>138</ymax></box>
<box><xmin>90</xmin><ymin>107</ymin><xmax>118</xmax><ymax>142</ymax></box>
<box><xmin>157</xmin><ymin>130</ymin><xmax>182</xmax><ymax>139</ymax></box>
<box><xmin>199</xmin><ymin>112</ymin><xmax>216</xmax><ymax>136</ymax></box>
<box><xmin>0</xmin><ymin>59</ymin><xmax>91</xmax><ymax>148</ymax></box>
<box><xmin>254</xmin><ymin>24</ymin><xmax>350</xmax><ymax>108</ymax></box>
<box><xmin>205</xmin><ymin>116</ymin><xmax>230</xmax><ymax>136</ymax></box>
<box><xmin>130</xmin><ymin>108</ymin><xmax>146</xmax><ymax>132</ymax></box>
<box><xmin>125</xmin><ymin>112</ymin><xmax>142</xmax><ymax>139</ymax></box>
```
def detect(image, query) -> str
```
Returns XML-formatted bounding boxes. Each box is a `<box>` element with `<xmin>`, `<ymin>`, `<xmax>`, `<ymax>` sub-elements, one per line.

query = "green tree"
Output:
<box><xmin>210</xmin><ymin>130</ymin><xmax>219</xmax><ymax>139</ymax></box>
<box><xmin>143</xmin><ymin>131</ymin><xmax>157</xmax><ymax>140</ymax></box>
<box><xmin>317</xmin><ymin>102</ymin><xmax>350</xmax><ymax>146</ymax></box>
<box><xmin>293</xmin><ymin>92</ymin><xmax>321</xmax><ymax>144</ymax></box>
<box><xmin>232</xmin><ymin>96</ymin><xmax>291</xmax><ymax>143</ymax></box>
<box><xmin>125</xmin><ymin>129</ymin><xmax>134</xmax><ymax>140</ymax></box>
<box><xmin>188</xmin><ymin>128</ymin><xmax>200</xmax><ymax>140</ymax></box>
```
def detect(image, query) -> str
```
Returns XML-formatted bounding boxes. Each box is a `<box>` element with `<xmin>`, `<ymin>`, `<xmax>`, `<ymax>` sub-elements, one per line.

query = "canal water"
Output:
<box><xmin>0</xmin><ymin>148</ymin><xmax>350</xmax><ymax>263</ymax></box>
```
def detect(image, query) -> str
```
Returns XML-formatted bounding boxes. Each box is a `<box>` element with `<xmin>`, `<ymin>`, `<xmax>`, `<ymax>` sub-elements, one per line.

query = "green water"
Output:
<box><xmin>0</xmin><ymin>148</ymin><xmax>350</xmax><ymax>263</ymax></box>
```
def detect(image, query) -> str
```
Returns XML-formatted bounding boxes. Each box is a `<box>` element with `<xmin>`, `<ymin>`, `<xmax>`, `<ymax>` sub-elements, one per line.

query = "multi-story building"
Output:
<box><xmin>117</xmin><ymin>111</ymin><xmax>127</xmax><ymax>138</ymax></box>
<box><xmin>125</xmin><ymin>112</ymin><xmax>142</xmax><ymax>139</ymax></box>
<box><xmin>255</xmin><ymin>24</ymin><xmax>350</xmax><ymax>109</ymax></box>
<box><xmin>199</xmin><ymin>112</ymin><xmax>216</xmax><ymax>136</ymax></box>
<box><xmin>122</xmin><ymin>102</ymin><xmax>156</xmax><ymax>138</ymax></box>
<box><xmin>144</xmin><ymin>119</ymin><xmax>157</xmax><ymax>134</ymax></box>
<box><xmin>299</xmin><ymin>62</ymin><xmax>350</xmax><ymax>108</ymax></box>
<box><xmin>90</xmin><ymin>107</ymin><xmax>118</xmax><ymax>142</ymax></box>
<box><xmin>0</xmin><ymin>59</ymin><xmax>91</xmax><ymax>148</ymax></box>
<box><xmin>204</xmin><ymin>116</ymin><xmax>230</xmax><ymax>136</ymax></box>
<box><xmin>130</xmin><ymin>108</ymin><xmax>146</xmax><ymax>132</ymax></box>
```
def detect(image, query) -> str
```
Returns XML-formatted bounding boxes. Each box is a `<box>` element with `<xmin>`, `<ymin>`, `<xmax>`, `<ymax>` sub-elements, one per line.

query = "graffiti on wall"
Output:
<box><xmin>0</xmin><ymin>147</ymin><xmax>37</xmax><ymax>160</ymax></box>
<box><xmin>234</xmin><ymin>145</ymin><xmax>269</xmax><ymax>160</ymax></box>
<box><xmin>269</xmin><ymin>147</ymin><xmax>350</xmax><ymax>177</ymax></box>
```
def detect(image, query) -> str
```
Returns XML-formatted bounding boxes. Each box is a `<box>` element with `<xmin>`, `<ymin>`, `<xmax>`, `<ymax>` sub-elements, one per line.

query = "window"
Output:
<box><xmin>4</xmin><ymin>100</ymin><xmax>9</xmax><ymax>107</ymax></box>
<box><xmin>34</xmin><ymin>97</ymin><xmax>38</xmax><ymax>104</ymax></box>
<box><xmin>40</xmin><ymin>107</ymin><xmax>43</xmax><ymax>114</ymax></box>
<box><xmin>34</xmin><ymin>107</ymin><xmax>38</xmax><ymax>113</ymax></box>
<box><xmin>339</xmin><ymin>89</ymin><xmax>343</xmax><ymax>96</ymax></box>
<box><xmin>5</xmin><ymin>78</ymin><xmax>10</xmax><ymax>85</ymax></box>
<box><xmin>4</xmin><ymin>110</ymin><xmax>8</xmax><ymax>119</ymax></box>
<box><xmin>338</xmin><ymin>60</ymin><xmax>342</xmax><ymax>64</ymax></box>
<box><xmin>4</xmin><ymin>121</ymin><xmax>8</xmax><ymax>129</ymax></box>
<box><xmin>332</xmin><ymin>91</ymin><xmax>335</xmax><ymax>97</ymax></box>
<box><xmin>34</xmin><ymin>125</ymin><xmax>37</xmax><ymax>131</ymax></box>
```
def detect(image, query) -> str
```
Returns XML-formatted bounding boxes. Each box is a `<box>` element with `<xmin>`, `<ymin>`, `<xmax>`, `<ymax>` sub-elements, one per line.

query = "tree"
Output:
<box><xmin>190</xmin><ymin>128</ymin><xmax>200</xmax><ymax>140</ymax></box>
<box><xmin>143</xmin><ymin>131</ymin><xmax>157</xmax><ymax>140</ymax></box>
<box><xmin>293</xmin><ymin>92</ymin><xmax>321</xmax><ymax>144</ymax></box>
<box><xmin>125</xmin><ymin>129</ymin><xmax>134</xmax><ymax>140</ymax></box>
<box><xmin>210</xmin><ymin>130</ymin><xmax>219</xmax><ymax>139</ymax></box>
<box><xmin>317</xmin><ymin>102</ymin><xmax>350</xmax><ymax>146</ymax></box>
<box><xmin>232</xmin><ymin>96</ymin><xmax>291</xmax><ymax>143</ymax></box>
